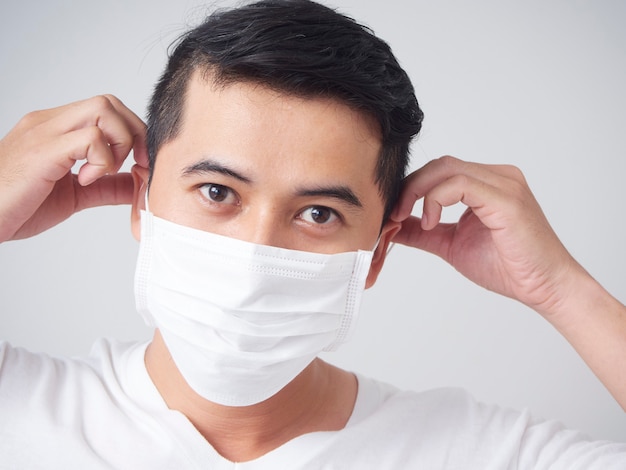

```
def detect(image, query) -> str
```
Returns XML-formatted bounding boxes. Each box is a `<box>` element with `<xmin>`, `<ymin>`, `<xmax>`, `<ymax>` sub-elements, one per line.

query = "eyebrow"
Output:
<box><xmin>181</xmin><ymin>158</ymin><xmax>363</xmax><ymax>209</ymax></box>
<box><xmin>296</xmin><ymin>186</ymin><xmax>363</xmax><ymax>209</ymax></box>
<box><xmin>181</xmin><ymin>159</ymin><xmax>252</xmax><ymax>183</ymax></box>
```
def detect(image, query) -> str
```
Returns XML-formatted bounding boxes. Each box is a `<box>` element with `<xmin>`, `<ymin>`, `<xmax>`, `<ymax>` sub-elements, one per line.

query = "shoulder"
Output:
<box><xmin>0</xmin><ymin>338</ymin><xmax>150</xmax><ymax>419</ymax></box>
<box><xmin>0</xmin><ymin>339</ymin><xmax>171</xmax><ymax>467</ymax></box>
<box><xmin>339</xmin><ymin>374</ymin><xmax>626</xmax><ymax>469</ymax></box>
<box><xmin>0</xmin><ymin>338</ymin><xmax>145</xmax><ymax>385</ymax></box>
<box><xmin>346</xmin><ymin>375</ymin><xmax>527</xmax><ymax>458</ymax></box>
<box><xmin>352</xmin><ymin>374</ymin><xmax>516</xmax><ymax>428</ymax></box>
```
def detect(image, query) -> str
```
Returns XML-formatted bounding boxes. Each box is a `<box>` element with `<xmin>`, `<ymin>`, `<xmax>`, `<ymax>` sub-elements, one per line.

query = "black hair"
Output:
<box><xmin>147</xmin><ymin>0</ymin><xmax>423</xmax><ymax>222</ymax></box>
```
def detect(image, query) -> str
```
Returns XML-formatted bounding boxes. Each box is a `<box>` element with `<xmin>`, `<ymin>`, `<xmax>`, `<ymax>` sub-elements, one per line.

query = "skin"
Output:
<box><xmin>1</xmin><ymin>75</ymin><xmax>625</xmax><ymax>461</ymax></box>
<box><xmin>390</xmin><ymin>157</ymin><xmax>626</xmax><ymax>415</ymax></box>
<box><xmin>130</xmin><ymin>73</ymin><xmax>400</xmax><ymax>460</ymax></box>
<box><xmin>132</xmin><ymin>74</ymin><xmax>398</xmax><ymax>265</ymax></box>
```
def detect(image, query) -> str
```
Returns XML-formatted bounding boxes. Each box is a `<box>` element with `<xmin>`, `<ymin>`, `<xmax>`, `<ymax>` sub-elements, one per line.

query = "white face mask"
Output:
<box><xmin>134</xmin><ymin>208</ymin><xmax>375</xmax><ymax>407</ymax></box>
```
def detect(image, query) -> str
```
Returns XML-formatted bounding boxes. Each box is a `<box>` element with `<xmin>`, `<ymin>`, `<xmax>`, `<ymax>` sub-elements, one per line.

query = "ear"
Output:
<box><xmin>130</xmin><ymin>164</ymin><xmax>150</xmax><ymax>241</ymax></box>
<box><xmin>365</xmin><ymin>219</ymin><xmax>402</xmax><ymax>289</ymax></box>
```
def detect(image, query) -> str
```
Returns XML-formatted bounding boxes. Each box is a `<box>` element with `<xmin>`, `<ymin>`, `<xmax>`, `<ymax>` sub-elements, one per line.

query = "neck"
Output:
<box><xmin>145</xmin><ymin>330</ymin><xmax>357</xmax><ymax>462</ymax></box>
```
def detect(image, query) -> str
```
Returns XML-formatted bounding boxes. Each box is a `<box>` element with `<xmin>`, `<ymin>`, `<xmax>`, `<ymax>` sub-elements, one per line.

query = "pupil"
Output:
<box><xmin>209</xmin><ymin>184</ymin><xmax>226</xmax><ymax>202</ymax></box>
<box><xmin>311</xmin><ymin>207</ymin><xmax>330</xmax><ymax>223</ymax></box>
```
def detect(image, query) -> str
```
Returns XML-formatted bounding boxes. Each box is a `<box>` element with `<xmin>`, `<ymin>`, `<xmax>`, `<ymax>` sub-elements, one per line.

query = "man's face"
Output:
<box><xmin>134</xmin><ymin>72</ymin><xmax>398</xmax><ymax>286</ymax></box>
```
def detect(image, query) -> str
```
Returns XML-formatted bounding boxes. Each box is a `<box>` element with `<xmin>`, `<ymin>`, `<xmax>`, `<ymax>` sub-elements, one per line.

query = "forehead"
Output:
<box><xmin>154</xmin><ymin>71</ymin><xmax>383</xmax><ymax>208</ymax></box>
<box><xmin>176</xmin><ymin>71</ymin><xmax>381</xmax><ymax>160</ymax></box>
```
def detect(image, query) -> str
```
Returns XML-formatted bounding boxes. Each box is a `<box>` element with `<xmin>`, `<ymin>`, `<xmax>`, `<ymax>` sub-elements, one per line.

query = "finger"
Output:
<box><xmin>390</xmin><ymin>179</ymin><xmax>421</xmax><ymax>223</ymax></box>
<box><xmin>4</xmin><ymin>125</ymin><xmax>117</xmax><ymax>197</ymax></box>
<box><xmin>391</xmin><ymin>157</ymin><xmax>460</xmax><ymax>222</ymax></box>
<box><xmin>41</xmin><ymin>95</ymin><xmax>147</xmax><ymax>173</ymax></box>
<box><xmin>74</xmin><ymin>173</ymin><xmax>135</xmax><ymax>211</ymax></box>
<box><xmin>47</xmin><ymin>126</ymin><xmax>118</xmax><ymax>186</ymax></box>
<box><xmin>392</xmin><ymin>156</ymin><xmax>524</xmax><ymax>222</ymax></box>
<box><xmin>131</xmin><ymin>132</ymin><xmax>149</xmax><ymax>169</ymax></box>
<box><xmin>83</xmin><ymin>95</ymin><xmax>146</xmax><ymax>174</ymax></box>
<box><xmin>421</xmin><ymin>173</ymin><xmax>511</xmax><ymax>231</ymax></box>
<box><xmin>414</xmin><ymin>157</ymin><xmax>524</xmax><ymax>195</ymax></box>
<box><xmin>392</xmin><ymin>215</ymin><xmax>456</xmax><ymax>261</ymax></box>
<box><xmin>102</xmin><ymin>95</ymin><xmax>149</xmax><ymax>168</ymax></box>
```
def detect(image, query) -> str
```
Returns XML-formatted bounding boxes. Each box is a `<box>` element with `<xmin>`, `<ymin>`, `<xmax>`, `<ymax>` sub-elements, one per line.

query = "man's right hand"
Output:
<box><xmin>0</xmin><ymin>95</ymin><xmax>148</xmax><ymax>242</ymax></box>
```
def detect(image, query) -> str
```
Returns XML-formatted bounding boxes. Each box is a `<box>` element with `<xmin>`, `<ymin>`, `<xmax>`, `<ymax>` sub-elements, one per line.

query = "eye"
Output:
<box><xmin>199</xmin><ymin>183</ymin><xmax>238</xmax><ymax>205</ymax></box>
<box><xmin>298</xmin><ymin>206</ymin><xmax>339</xmax><ymax>225</ymax></box>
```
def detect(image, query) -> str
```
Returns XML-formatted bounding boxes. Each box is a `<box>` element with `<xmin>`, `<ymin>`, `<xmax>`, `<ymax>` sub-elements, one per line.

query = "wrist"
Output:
<box><xmin>540</xmin><ymin>262</ymin><xmax>621</xmax><ymax>335</ymax></box>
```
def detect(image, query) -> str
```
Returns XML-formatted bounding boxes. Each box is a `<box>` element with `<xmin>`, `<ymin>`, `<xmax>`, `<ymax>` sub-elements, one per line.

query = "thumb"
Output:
<box><xmin>392</xmin><ymin>215</ymin><xmax>455</xmax><ymax>262</ymax></box>
<box><xmin>74</xmin><ymin>172</ymin><xmax>135</xmax><ymax>211</ymax></box>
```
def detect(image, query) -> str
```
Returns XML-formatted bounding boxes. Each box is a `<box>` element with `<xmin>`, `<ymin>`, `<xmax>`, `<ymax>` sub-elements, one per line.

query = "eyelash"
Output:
<box><xmin>297</xmin><ymin>206</ymin><xmax>340</xmax><ymax>226</ymax></box>
<box><xmin>199</xmin><ymin>183</ymin><xmax>239</xmax><ymax>205</ymax></box>
<box><xmin>197</xmin><ymin>183</ymin><xmax>342</xmax><ymax>227</ymax></box>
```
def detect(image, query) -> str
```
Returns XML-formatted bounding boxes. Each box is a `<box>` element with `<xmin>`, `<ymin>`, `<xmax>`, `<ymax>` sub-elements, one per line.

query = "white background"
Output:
<box><xmin>1</xmin><ymin>0</ymin><xmax>624</xmax><ymax>442</ymax></box>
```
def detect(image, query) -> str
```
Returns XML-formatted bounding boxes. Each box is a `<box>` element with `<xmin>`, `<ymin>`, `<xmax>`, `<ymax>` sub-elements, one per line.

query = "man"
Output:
<box><xmin>0</xmin><ymin>0</ymin><xmax>625</xmax><ymax>467</ymax></box>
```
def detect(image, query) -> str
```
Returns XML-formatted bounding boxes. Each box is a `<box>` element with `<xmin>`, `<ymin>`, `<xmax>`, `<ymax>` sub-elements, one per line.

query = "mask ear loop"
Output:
<box><xmin>372</xmin><ymin>235</ymin><xmax>396</xmax><ymax>255</ymax></box>
<box><xmin>144</xmin><ymin>188</ymin><xmax>151</xmax><ymax>214</ymax></box>
<box><xmin>372</xmin><ymin>235</ymin><xmax>382</xmax><ymax>253</ymax></box>
<box><xmin>370</xmin><ymin>236</ymin><xmax>396</xmax><ymax>256</ymax></box>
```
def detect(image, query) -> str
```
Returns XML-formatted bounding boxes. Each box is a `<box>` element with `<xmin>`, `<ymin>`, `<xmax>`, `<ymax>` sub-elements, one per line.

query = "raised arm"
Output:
<box><xmin>0</xmin><ymin>95</ymin><xmax>148</xmax><ymax>242</ymax></box>
<box><xmin>391</xmin><ymin>156</ymin><xmax>626</xmax><ymax>410</ymax></box>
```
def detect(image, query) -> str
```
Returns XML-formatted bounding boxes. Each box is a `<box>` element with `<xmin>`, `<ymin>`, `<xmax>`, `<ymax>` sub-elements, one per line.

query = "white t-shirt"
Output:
<box><xmin>0</xmin><ymin>338</ymin><xmax>624</xmax><ymax>469</ymax></box>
